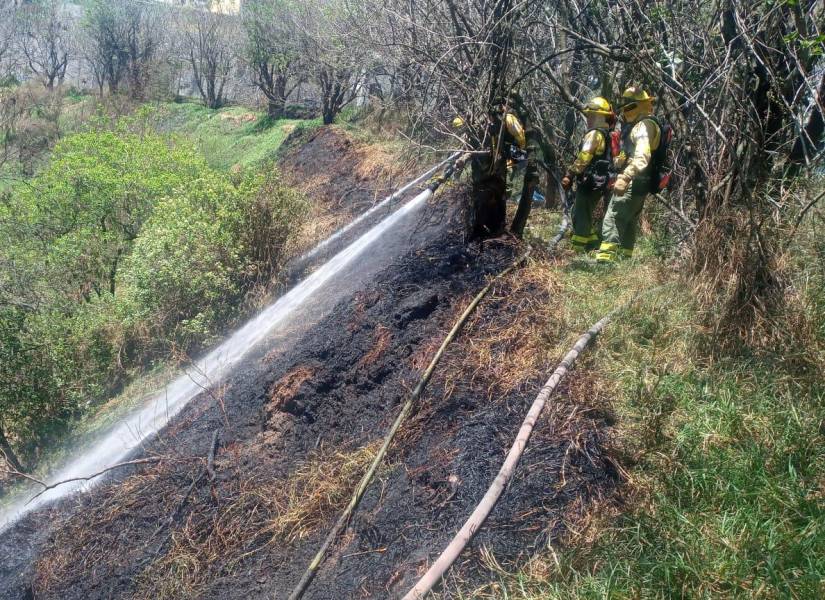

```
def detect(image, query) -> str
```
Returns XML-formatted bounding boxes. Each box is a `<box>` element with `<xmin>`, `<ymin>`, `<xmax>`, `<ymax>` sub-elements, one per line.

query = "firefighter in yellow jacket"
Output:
<box><xmin>472</xmin><ymin>102</ymin><xmax>525</xmax><ymax>236</ymax></box>
<box><xmin>457</xmin><ymin>99</ymin><xmax>535</xmax><ymax>237</ymax></box>
<box><xmin>561</xmin><ymin>97</ymin><xmax>616</xmax><ymax>252</ymax></box>
<box><xmin>596</xmin><ymin>87</ymin><xmax>661</xmax><ymax>263</ymax></box>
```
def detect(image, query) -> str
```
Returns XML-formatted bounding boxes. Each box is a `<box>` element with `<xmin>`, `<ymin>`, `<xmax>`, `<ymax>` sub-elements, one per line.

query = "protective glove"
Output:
<box><xmin>561</xmin><ymin>173</ymin><xmax>573</xmax><ymax>190</ymax></box>
<box><xmin>613</xmin><ymin>174</ymin><xmax>630</xmax><ymax>195</ymax></box>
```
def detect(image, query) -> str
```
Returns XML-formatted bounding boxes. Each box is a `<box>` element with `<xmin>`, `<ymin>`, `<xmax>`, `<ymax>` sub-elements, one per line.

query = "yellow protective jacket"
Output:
<box><xmin>568</xmin><ymin>129</ymin><xmax>607</xmax><ymax>175</ymax></box>
<box><xmin>615</xmin><ymin>118</ymin><xmax>661</xmax><ymax>181</ymax></box>
<box><xmin>503</xmin><ymin>113</ymin><xmax>527</xmax><ymax>149</ymax></box>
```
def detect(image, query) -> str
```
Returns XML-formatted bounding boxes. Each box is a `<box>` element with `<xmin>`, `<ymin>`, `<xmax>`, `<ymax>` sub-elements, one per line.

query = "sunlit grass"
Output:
<box><xmin>443</xmin><ymin>205</ymin><xmax>825</xmax><ymax>599</ymax></box>
<box><xmin>154</xmin><ymin>102</ymin><xmax>322</xmax><ymax>171</ymax></box>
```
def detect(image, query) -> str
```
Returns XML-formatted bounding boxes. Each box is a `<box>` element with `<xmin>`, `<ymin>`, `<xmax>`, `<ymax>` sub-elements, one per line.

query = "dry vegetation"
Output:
<box><xmin>132</xmin><ymin>440</ymin><xmax>381</xmax><ymax>599</ymax></box>
<box><xmin>432</xmin><ymin>201</ymin><xmax>825</xmax><ymax>598</ymax></box>
<box><xmin>33</xmin><ymin>436</ymin><xmax>384</xmax><ymax>600</ymax></box>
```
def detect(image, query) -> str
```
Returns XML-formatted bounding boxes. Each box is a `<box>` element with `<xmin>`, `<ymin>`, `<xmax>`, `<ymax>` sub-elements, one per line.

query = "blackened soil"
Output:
<box><xmin>2</xmin><ymin>187</ymin><xmax>617</xmax><ymax>600</ymax></box>
<box><xmin>278</xmin><ymin>126</ymin><xmax>406</xmax><ymax>219</ymax></box>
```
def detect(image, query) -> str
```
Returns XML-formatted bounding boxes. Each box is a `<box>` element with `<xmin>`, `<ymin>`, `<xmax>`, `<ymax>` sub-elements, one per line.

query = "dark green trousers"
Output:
<box><xmin>571</xmin><ymin>185</ymin><xmax>602</xmax><ymax>251</ymax></box>
<box><xmin>598</xmin><ymin>177</ymin><xmax>650</xmax><ymax>262</ymax></box>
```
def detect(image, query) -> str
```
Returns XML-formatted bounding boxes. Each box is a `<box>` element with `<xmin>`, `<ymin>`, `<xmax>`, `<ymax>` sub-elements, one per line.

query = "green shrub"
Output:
<box><xmin>7</xmin><ymin>129</ymin><xmax>208</xmax><ymax>303</ymax></box>
<box><xmin>119</xmin><ymin>173</ymin><xmax>250</xmax><ymax>351</ymax></box>
<box><xmin>120</xmin><ymin>170</ymin><xmax>308</xmax><ymax>353</ymax></box>
<box><xmin>0</xmin><ymin>126</ymin><xmax>308</xmax><ymax>465</ymax></box>
<box><xmin>0</xmin><ymin>299</ymin><xmax>129</xmax><ymax>461</ymax></box>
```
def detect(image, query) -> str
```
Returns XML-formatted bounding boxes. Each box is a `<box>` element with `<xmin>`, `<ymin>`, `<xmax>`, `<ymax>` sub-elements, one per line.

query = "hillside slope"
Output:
<box><xmin>17</xmin><ymin>196</ymin><xmax>615</xmax><ymax>600</ymax></box>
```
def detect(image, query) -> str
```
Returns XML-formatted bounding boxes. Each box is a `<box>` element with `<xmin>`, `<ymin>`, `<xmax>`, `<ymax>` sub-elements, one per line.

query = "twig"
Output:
<box><xmin>5</xmin><ymin>469</ymin><xmax>47</xmax><ymax>488</ymax></box>
<box><xmin>342</xmin><ymin>547</ymin><xmax>387</xmax><ymax>559</ymax></box>
<box><xmin>653</xmin><ymin>193</ymin><xmax>698</xmax><ymax>231</ymax></box>
<box><xmin>788</xmin><ymin>188</ymin><xmax>825</xmax><ymax>243</ymax></box>
<box><xmin>26</xmin><ymin>458</ymin><xmax>161</xmax><ymax>505</ymax></box>
<box><xmin>206</xmin><ymin>430</ymin><xmax>219</xmax><ymax>482</ymax></box>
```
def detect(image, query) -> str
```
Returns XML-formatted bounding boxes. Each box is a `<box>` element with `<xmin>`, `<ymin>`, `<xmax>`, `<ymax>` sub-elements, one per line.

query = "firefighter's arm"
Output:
<box><xmin>562</xmin><ymin>130</ymin><xmax>603</xmax><ymax>189</ymax></box>
<box><xmin>504</xmin><ymin>113</ymin><xmax>527</xmax><ymax>149</ymax></box>
<box><xmin>569</xmin><ymin>130</ymin><xmax>604</xmax><ymax>175</ymax></box>
<box><xmin>615</xmin><ymin>120</ymin><xmax>657</xmax><ymax>193</ymax></box>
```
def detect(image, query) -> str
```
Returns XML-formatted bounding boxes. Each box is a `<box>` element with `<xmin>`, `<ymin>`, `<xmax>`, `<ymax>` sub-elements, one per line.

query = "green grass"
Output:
<box><xmin>449</xmin><ymin>205</ymin><xmax>825</xmax><ymax>599</ymax></box>
<box><xmin>152</xmin><ymin>102</ymin><xmax>321</xmax><ymax>171</ymax></box>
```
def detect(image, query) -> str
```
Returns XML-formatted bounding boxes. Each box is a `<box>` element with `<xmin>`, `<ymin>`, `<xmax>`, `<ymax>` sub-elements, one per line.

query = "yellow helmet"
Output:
<box><xmin>619</xmin><ymin>87</ymin><xmax>655</xmax><ymax>122</ymax></box>
<box><xmin>620</xmin><ymin>86</ymin><xmax>655</xmax><ymax>108</ymax></box>
<box><xmin>451</xmin><ymin>116</ymin><xmax>465</xmax><ymax>129</ymax></box>
<box><xmin>582</xmin><ymin>96</ymin><xmax>613</xmax><ymax>116</ymax></box>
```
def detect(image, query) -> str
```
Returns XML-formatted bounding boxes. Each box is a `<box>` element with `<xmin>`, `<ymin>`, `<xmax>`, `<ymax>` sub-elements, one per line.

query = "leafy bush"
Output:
<box><xmin>120</xmin><ymin>170</ymin><xmax>306</xmax><ymax>352</ymax></box>
<box><xmin>0</xmin><ymin>127</ymin><xmax>307</xmax><ymax>466</ymax></box>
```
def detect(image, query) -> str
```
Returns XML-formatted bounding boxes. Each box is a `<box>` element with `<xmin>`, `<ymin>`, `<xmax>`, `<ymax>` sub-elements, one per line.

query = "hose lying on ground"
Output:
<box><xmin>550</xmin><ymin>211</ymin><xmax>570</xmax><ymax>249</ymax></box>
<box><xmin>287</xmin><ymin>156</ymin><xmax>467</xmax><ymax>600</ymax></box>
<box><xmin>287</xmin><ymin>162</ymin><xmax>570</xmax><ymax>600</ymax></box>
<box><xmin>402</xmin><ymin>300</ymin><xmax>627</xmax><ymax>600</ymax></box>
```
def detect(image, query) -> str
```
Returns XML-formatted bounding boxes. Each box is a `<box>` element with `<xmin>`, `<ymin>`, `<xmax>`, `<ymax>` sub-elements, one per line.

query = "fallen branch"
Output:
<box><xmin>26</xmin><ymin>458</ymin><xmax>161</xmax><ymax>505</ymax></box>
<box><xmin>153</xmin><ymin>430</ymin><xmax>221</xmax><ymax>540</ymax></box>
<box><xmin>4</xmin><ymin>469</ymin><xmax>47</xmax><ymax>488</ymax></box>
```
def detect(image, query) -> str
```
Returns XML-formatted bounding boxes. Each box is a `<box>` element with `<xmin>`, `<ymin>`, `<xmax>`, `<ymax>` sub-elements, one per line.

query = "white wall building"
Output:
<box><xmin>164</xmin><ymin>0</ymin><xmax>241</xmax><ymax>15</ymax></box>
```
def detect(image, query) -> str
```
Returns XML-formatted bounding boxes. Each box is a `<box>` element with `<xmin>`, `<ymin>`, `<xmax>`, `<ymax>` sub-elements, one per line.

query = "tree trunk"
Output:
<box><xmin>0</xmin><ymin>424</ymin><xmax>25</xmax><ymax>473</ymax></box>
<box><xmin>268</xmin><ymin>98</ymin><xmax>285</xmax><ymax>119</ymax></box>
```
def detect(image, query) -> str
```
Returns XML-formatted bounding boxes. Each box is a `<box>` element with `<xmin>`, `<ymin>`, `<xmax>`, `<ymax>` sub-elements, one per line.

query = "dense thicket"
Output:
<box><xmin>353</xmin><ymin>0</ymin><xmax>824</xmax><ymax>350</ymax></box>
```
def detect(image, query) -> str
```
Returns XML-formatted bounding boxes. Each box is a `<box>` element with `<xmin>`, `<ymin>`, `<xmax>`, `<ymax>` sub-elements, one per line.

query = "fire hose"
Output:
<box><xmin>402</xmin><ymin>304</ymin><xmax>622</xmax><ymax>599</ymax></box>
<box><xmin>401</xmin><ymin>278</ymin><xmax>674</xmax><ymax>598</ymax></box>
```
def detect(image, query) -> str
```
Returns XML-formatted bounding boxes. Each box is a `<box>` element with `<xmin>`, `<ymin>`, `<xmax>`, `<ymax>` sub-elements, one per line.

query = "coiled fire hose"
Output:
<box><xmin>287</xmin><ymin>162</ymin><xmax>570</xmax><ymax>600</ymax></box>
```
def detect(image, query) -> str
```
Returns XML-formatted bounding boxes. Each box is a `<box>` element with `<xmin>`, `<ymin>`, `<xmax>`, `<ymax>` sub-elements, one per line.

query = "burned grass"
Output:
<box><xmin>17</xmin><ymin>202</ymin><xmax>619</xmax><ymax>600</ymax></box>
<box><xmin>358</xmin><ymin>325</ymin><xmax>393</xmax><ymax>368</ymax></box>
<box><xmin>277</xmin><ymin>126</ymin><xmax>418</xmax><ymax>250</ymax></box>
<box><xmin>267</xmin><ymin>365</ymin><xmax>316</xmax><ymax>412</ymax></box>
<box><xmin>32</xmin><ymin>456</ymin><xmax>200</xmax><ymax>597</ymax></box>
<box><xmin>133</xmin><ymin>441</ymin><xmax>382</xmax><ymax>600</ymax></box>
<box><xmin>438</xmin><ymin>217</ymin><xmax>825</xmax><ymax>598</ymax></box>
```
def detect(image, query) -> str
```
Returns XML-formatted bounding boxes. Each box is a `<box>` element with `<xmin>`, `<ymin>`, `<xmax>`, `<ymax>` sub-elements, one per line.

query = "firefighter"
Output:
<box><xmin>561</xmin><ymin>97</ymin><xmax>616</xmax><ymax>253</ymax></box>
<box><xmin>506</xmin><ymin>93</ymin><xmax>542</xmax><ymax>238</ymax></box>
<box><xmin>470</xmin><ymin>100</ymin><xmax>524</xmax><ymax>237</ymax></box>
<box><xmin>456</xmin><ymin>96</ymin><xmax>538</xmax><ymax>238</ymax></box>
<box><xmin>596</xmin><ymin>87</ymin><xmax>661</xmax><ymax>263</ymax></box>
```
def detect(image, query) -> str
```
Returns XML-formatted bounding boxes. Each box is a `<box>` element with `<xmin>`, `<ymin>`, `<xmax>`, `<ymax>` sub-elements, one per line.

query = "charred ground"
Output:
<box><xmin>1</xmin><ymin>131</ymin><xmax>618</xmax><ymax>600</ymax></box>
<box><xmin>279</xmin><ymin>126</ymin><xmax>414</xmax><ymax>246</ymax></box>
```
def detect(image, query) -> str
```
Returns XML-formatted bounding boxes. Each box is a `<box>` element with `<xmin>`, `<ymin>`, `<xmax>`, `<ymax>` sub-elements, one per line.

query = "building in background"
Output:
<box><xmin>167</xmin><ymin>0</ymin><xmax>241</xmax><ymax>15</ymax></box>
